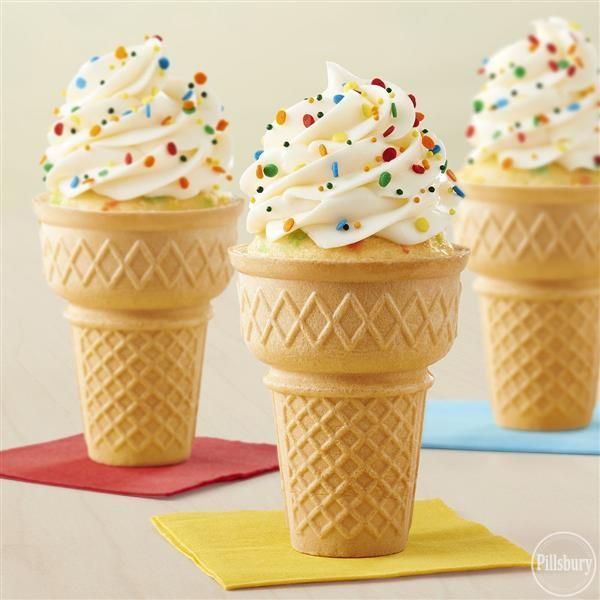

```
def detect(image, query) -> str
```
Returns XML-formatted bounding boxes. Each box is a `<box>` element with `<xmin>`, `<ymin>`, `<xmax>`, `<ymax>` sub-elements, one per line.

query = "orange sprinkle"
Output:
<box><xmin>568</xmin><ymin>44</ymin><xmax>576</xmax><ymax>55</ymax></box>
<box><xmin>575</xmin><ymin>57</ymin><xmax>584</xmax><ymax>68</ymax></box>
<box><xmin>39</xmin><ymin>154</ymin><xmax>47</xmax><ymax>165</ymax></box>
<box><xmin>447</xmin><ymin>168</ymin><xmax>457</xmax><ymax>182</ymax></box>
<box><xmin>415</xmin><ymin>111</ymin><xmax>425</xmax><ymax>122</ymax></box>
<box><xmin>226</xmin><ymin>174</ymin><xmax>233</xmax><ymax>181</ymax></box>
<box><xmin>183</xmin><ymin>100</ymin><xmax>195</xmax><ymax>111</ymax></box>
<box><xmin>179</xmin><ymin>177</ymin><xmax>190</xmax><ymax>189</ymax></box>
<box><xmin>375</xmin><ymin>156</ymin><xmax>382</xmax><ymax>162</ymax></box>
<box><xmin>276</xmin><ymin>110</ymin><xmax>286</xmax><ymax>125</ymax></box>
<box><xmin>318</xmin><ymin>185</ymin><xmax>324</xmax><ymax>191</ymax></box>
<box><xmin>216</xmin><ymin>119</ymin><xmax>229</xmax><ymax>131</ymax></box>
<box><xmin>256</xmin><ymin>165</ymin><xmax>263</xmax><ymax>179</ymax></box>
<box><xmin>501</xmin><ymin>157</ymin><xmax>513</xmax><ymax>170</ymax></box>
<box><xmin>144</xmin><ymin>155</ymin><xmax>155</xmax><ymax>167</ymax></box>
<box><xmin>212</xmin><ymin>166</ymin><xmax>225</xmax><ymax>173</ymax></box>
<box><xmin>363</xmin><ymin>165</ymin><xmax>370</xmax><ymax>172</ymax></box>
<box><xmin>90</xmin><ymin>124</ymin><xmax>102</xmax><ymax>137</ymax></box>
<box><xmin>161</xmin><ymin>115</ymin><xmax>173</xmax><ymax>126</ymax></box>
<box><xmin>194</xmin><ymin>72</ymin><xmax>207</xmax><ymax>85</ymax></box>
<box><xmin>422</xmin><ymin>159</ymin><xmax>430</xmax><ymax>170</ymax></box>
<box><xmin>414</xmin><ymin>197</ymin><xmax>421</xmax><ymax>203</ymax></box>
<box><xmin>354</xmin><ymin>221</ymin><xmax>362</xmax><ymax>229</ymax></box>
<box><xmin>421</xmin><ymin>135</ymin><xmax>435</xmax><ymax>150</ymax></box>
<box><xmin>102</xmin><ymin>200</ymin><xmax>119</xmax><ymax>211</ymax></box>
<box><xmin>115</xmin><ymin>46</ymin><xmax>127</xmax><ymax>59</ymax></box>
<box><xmin>319</xmin><ymin>144</ymin><xmax>328</xmax><ymax>156</ymax></box>
<box><xmin>283</xmin><ymin>218</ymin><xmax>295</xmax><ymax>232</ymax></box>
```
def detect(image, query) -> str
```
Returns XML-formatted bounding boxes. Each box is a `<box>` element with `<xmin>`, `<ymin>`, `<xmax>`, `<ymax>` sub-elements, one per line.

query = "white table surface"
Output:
<box><xmin>2</xmin><ymin>199</ymin><xmax>599</xmax><ymax>599</ymax></box>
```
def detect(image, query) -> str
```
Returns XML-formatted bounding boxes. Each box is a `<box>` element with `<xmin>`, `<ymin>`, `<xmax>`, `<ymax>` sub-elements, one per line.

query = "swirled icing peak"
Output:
<box><xmin>42</xmin><ymin>36</ymin><xmax>232</xmax><ymax>201</ymax></box>
<box><xmin>466</xmin><ymin>17</ymin><xmax>600</xmax><ymax>171</ymax></box>
<box><xmin>240</xmin><ymin>62</ymin><xmax>462</xmax><ymax>249</ymax></box>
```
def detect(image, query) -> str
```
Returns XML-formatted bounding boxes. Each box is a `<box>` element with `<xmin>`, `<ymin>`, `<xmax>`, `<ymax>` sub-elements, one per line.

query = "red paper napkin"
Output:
<box><xmin>0</xmin><ymin>435</ymin><xmax>278</xmax><ymax>497</ymax></box>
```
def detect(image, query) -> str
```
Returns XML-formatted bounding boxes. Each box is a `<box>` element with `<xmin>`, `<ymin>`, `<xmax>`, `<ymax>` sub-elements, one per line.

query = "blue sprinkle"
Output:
<box><xmin>333</xmin><ymin>94</ymin><xmax>344</xmax><ymax>104</ymax></box>
<box><xmin>70</xmin><ymin>176</ymin><xmax>80</xmax><ymax>189</ymax></box>
<box><xmin>145</xmin><ymin>103</ymin><xmax>151</xmax><ymax>118</ymax></box>
<box><xmin>122</xmin><ymin>109</ymin><xmax>132</xmax><ymax>116</ymax></box>
<box><xmin>75</xmin><ymin>77</ymin><xmax>87</xmax><ymax>89</ymax></box>
<box><xmin>182</xmin><ymin>90</ymin><xmax>193</xmax><ymax>101</ymax></box>
<box><xmin>495</xmin><ymin>98</ymin><xmax>509</xmax><ymax>109</ymax></box>
<box><xmin>336</xmin><ymin>219</ymin><xmax>349</xmax><ymax>231</ymax></box>
<box><xmin>431</xmin><ymin>144</ymin><xmax>441</xmax><ymax>154</ymax></box>
<box><xmin>567</xmin><ymin>102</ymin><xmax>581</xmax><ymax>112</ymax></box>
<box><xmin>482</xmin><ymin>57</ymin><xmax>489</xmax><ymax>65</ymax></box>
<box><xmin>89</xmin><ymin>56</ymin><xmax>99</xmax><ymax>63</ymax></box>
<box><xmin>332</xmin><ymin>161</ymin><xmax>339</xmax><ymax>178</ymax></box>
<box><xmin>158</xmin><ymin>57</ymin><xmax>170</xmax><ymax>70</ymax></box>
<box><xmin>453</xmin><ymin>185</ymin><xmax>465</xmax><ymax>198</ymax></box>
<box><xmin>254</xmin><ymin>150</ymin><xmax>264</xmax><ymax>160</ymax></box>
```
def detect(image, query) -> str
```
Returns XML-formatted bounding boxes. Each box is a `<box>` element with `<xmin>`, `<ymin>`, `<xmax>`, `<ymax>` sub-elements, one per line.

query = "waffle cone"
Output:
<box><xmin>34</xmin><ymin>194</ymin><xmax>242</xmax><ymax>466</ymax></box>
<box><xmin>455</xmin><ymin>184</ymin><xmax>600</xmax><ymax>431</ymax></box>
<box><xmin>229</xmin><ymin>244</ymin><xmax>468</xmax><ymax>557</ymax></box>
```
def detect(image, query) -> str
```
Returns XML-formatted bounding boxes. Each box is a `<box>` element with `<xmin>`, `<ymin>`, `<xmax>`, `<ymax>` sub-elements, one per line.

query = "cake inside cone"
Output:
<box><xmin>48</xmin><ymin>189</ymin><xmax>234</xmax><ymax>212</ymax></box>
<box><xmin>247</xmin><ymin>232</ymin><xmax>456</xmax><ymax>261</ymax></box>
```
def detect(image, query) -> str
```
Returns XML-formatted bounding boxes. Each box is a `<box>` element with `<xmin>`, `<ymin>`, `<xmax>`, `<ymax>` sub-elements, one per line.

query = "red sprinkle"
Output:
<box><xmin>371</xmin><ymin>77</ymin><xmax>386</xmax><ymax>88</ymax></box>
<box><xmin>546</xmin><ymin>43</ymin><xmax>557</xmax><ymax>53</ymax></box>
<box><xmin>166</xmin><ymin>142</ymin><xmax>177</xmax><ymax>155</ymax></box>
<box><xmin>408</xmin><ymin>94</ymin><xmax>416</xmax><ymax>107</ymax></box>
<box><xmin>382</xmin><ymin>125</ymin><xmax>395</xmax><ymax>137</ymax></box>
<box><xmin>124</xmin><ymin>152</ymin><xmax>133</xmax><ymax>165</ymax></box>
<box><xmin>412</xmin><ymin>164</ymin><xmax>425</xmax><ymax>174</ymax></box>
<box><xmin>517</xmin><ymin>132</ymin><xmax>526</xmax><ymax>143</ymax></box>
<box><xmin>303</xmin><ymin>114</ymin><xmax>315</xmax><ymax>128</ymax></box>
<box><xmin>567</xmin><ymin>65</ymin><xmax>576</xmax><ymax>77</ymax></box>
<box><xmin>594</xmin><ymin>155</ymin><xmax>600</xmax><ymax>166</ymax></box>
<box><xmin>153</xmin><ymin>34</ymin><xmax>163</xmax><ymax>41</ymax></box>
<box><xmin>477</xmin><ymin>67</ymin><xmax>485</xmax><ymax>75</ymax></box>
<box><xmin>549</xmin><ymin>60</ymin><xmax>559</xmax><ymax>72</ymax></box>
<box><xmin>54</xmin><ymin>122</ymin><xmax>64</xmax><ymax>136</ymax></box>
<box><xmin>216</xmin><ymin>119</ymin><xmax>229</xmax><ymax>131</ymax></box>
<box><xmin>382</xmin><ymin>147</ymin><xmax>397</xmax><ymax>162</ymax></box>
<box><xmin>465</xmin><ymin>125</ymin><xmax>475</xmax><ymax>138</ymax></box>
<box><xmin>528</xmin><ymin>34</ymin><xmax>539</xmax><ymax>45</ymax></box>
<box><xmin>179</xmin><ymin>177</ymin><xmax>189</xmax><ymax>189</ymax></box>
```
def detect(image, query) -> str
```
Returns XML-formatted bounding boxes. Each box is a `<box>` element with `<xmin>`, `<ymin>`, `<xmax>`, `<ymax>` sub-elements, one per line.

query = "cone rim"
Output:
<box><xmin>229</xmin><ymin>243</ymin><xmax>469</xmax><ymax>282</ymax></box>
<box><xmin>33</xmin><ymin>192</ymin><xmax>244</xmax><ymax>231</ymax></box>
<box><xmin>461</xmin><ymin>182</ymin><xmax>600</xmax><ymax>205</ymax></box>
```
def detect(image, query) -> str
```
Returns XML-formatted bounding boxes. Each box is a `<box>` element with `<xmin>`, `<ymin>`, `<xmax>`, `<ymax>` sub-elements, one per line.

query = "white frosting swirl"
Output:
<box><xmin>467</xmin><ymin>17</ymin><xmax>599</xmax><ymax>170</ymax></box>
<box><xmin>241</xmin><ymin>63</ymin><xmax>461</xmax><ymax>248</ymax></box>
<box><xmin>43</xmin><ymin>36</ymin><xmax>232</xmax><ymax>201</ymax></box>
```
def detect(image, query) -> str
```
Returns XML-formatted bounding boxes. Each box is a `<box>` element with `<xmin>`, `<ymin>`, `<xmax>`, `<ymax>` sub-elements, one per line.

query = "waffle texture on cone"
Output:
<box><xmin>230</xmin><ymin>244</ymin><xmax>467</xmax><ymax>556</ymax></box>
<box><xmin>34</xmin><ymin>194</ymin><xmax>242</xmax><ymax>465</ymax></box>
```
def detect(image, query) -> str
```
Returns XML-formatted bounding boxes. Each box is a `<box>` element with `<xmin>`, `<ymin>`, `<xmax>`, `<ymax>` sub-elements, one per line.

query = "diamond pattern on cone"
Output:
<box><xmin>273</xmin><ymin>390</ymin><xmax>425</xmax><ymax>557</ymax></box>
<box><xmin>480</xmin><ymin>287</ymin><xmax>599</xmax><ymax>430</ymax></box>
<box><xmin>70</xmin><ymin>317</ymin><xmax>207</xmax><ymax>466</ymax></box>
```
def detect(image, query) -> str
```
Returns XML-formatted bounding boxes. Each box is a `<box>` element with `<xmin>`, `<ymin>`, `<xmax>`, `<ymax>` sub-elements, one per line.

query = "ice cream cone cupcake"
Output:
<box><xmin>455</xmin><ymin>17</ymin><xmax>600</xmax><ymax>431</ymax></box>
<box><xmin>230</xmin><ymin>63</ymin><xmax>468</xmax><ymax>557</ymax></box>
<box><xmin>34</xmin><ymin>36</ymin><xmax>242</xmax><ymax>466</ymax></box>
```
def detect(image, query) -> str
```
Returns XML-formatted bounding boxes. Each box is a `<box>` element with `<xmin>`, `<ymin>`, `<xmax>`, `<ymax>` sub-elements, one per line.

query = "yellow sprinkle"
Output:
<box><xmin>109</xmin><ymin>64</ymin><xmax>115</xmax><ymax>71</ymax></box>
<box><xmin>196</xmin><ymin>118</ymin><xmax>204</xmax><ymax>125</ymax></box>
<box><xmin>53</xmin><ymin>107</ymin><xmax>60</xmax><ymax>115</ymax></box>
<box><xmin>371</xmin><ymin>137</ymin><xmax>377</xmax><ymax>143</ymax></box>
<box><xmin>354</xmin><ymin>221</ymin><xmax>362</xmax><ymax>229</ymax></box>
<box><xmin>250</xmin><ymin>197</ymin><xmax>256</xmax><ymax>204</ymax></box>
<box><xmin>293</xmin><ymin>163</ymin><xmax>306</xmax><ymax>171</ymax></box>
<box><xmin>283</xmin><ymin>218</ymin><xmax>295</xmax><ymax>232</ymax></box>
<box><xmin>422</xmin><ymin>159</ymin><xmax>430</xmax><ymax>170</ymax></box>
<box><xmin>319</xmin><ymin>144</ymin><xmax>328</xmax><ymax>156</ymax></box>
<box><xmin>362</xmin><ymin>103</ymin><xmax>372</xmax><ymax>118</ymax></box>
<box><xmin>343</xmin><ymin>80</ymin><xmax>358</xmax><ymax>91</ymax></box>
<box><xmin>39</xmin><ymin>154</ymin><xmax>47</xmax><ymax>165</ymax></box>
<box><xmin>332</xmin><ymin>132</ymin><xmax>348</xmax><ymax>143</ymax></box>
<box><xmin>60</xmin><ymin>89</ymin><xmax>66</xmax><ymax>98</ymax></box>
<box><xmin>415</xmin><ymin>217</ymin><xmax>430</xmax><ymax>232</ymax></box>
<box><xmin>427</xmin><ymin>151</ymin><xmax>433</xmax><ymax>158</ymax></box>
<box><xmin>389</xmin><ymin>92</ymin><xmax>396</xmax><ymax>98</ymax></box>
<box><xmin>377</xmin><ymin>98</ymin><xmax>383</xmax><ymax>105</ymax></box>
<box><xmin>363</xmin><ymin>165</ymin><xmax>371</xmax><ymax>172</ymax></box>
<box><xmin>276</xmin><ymin>110</ymin><xmax>286</xmax><ymax>125</ymax></box>
<box><xmin>121</xmin><ymin>93</ymin><xmax>129</xmax><ymax>100</ymax></box>
<box><xmin>411</xmin><ymin>130</ymin><xmax>419</xmax><ymax>137</ymax></box>
<box><xmin>70</xmin><ymin>115</ymin><xmax>80</xmax><ymax>125</ymax></box>
<box><xmin>308</xmin><ymin>97</ymin><xmax>315</xmax><ymax>103</ymax></box>
<box><xmin>449</xmin><ymin>208</ymin><xmax>456</xmax><ymax>215</ymax></box>
<box><xmin>153</xmin><ymin>45</ymin><xmax>160</xmax><ymax>52</ymax></box>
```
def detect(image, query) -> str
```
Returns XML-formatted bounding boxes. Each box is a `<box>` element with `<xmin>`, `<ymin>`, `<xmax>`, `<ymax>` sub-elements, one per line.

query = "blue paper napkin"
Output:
<box><xmin>422</xmin><ymin>400</ymin><xmax>599</xmax><ymax>456</ymax></box>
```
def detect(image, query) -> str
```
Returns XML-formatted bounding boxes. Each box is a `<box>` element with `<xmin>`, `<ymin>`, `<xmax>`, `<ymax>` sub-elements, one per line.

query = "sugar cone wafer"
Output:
<box><xmin>455</xmin><ymin>183</ymin><xmax>600</xmax><ymax>430</ymax></box>
<box><xmin>229</xmin><ymin>244</ymin><xmax>468</xmax><ymax>557</ymax></box>
<box><xmin>34</xmin><ymin>194</ymin><xmax>242</xmax><ymax>466</ymax></box>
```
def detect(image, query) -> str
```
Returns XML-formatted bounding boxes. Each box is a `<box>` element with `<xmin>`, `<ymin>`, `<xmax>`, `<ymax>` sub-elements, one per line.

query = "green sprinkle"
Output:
<box><xmin>98</xmin><ymin>169</ymin><xmax>109</xmax><ymax>177</ymax></box>
<box><xmin>391</xmin><ymin>102</ymin><xmax>397</xmax><ymax>118</ymax></box>
<box><xmin>378</xmin><ymin>171</ymin><xmax>391</xmax><ymax>187</ymax></box>
<box><xmin>492</xmin><ymin>130</ymin><xmax>502</xmax><ymax>139</ymax></box>
<box><xmin>43</xmin><ymin>163</ymin><xmax>53</xmax><ymax>172</ymax></box>
<box><xmin>558</xmin><ymin>59</ymin><xmax>569</xmax><ymax>69</ymax></box>
<box><xmin>204</xmin><ymin>125</ymin><xmax>215</xmax><ymax>134</ymax></box>
<box><xmin>71</xmin><ymin>106</ymin><xmax>80</xmax><ymax>113</ymax></box>
<box><xmin>263</xmin><ymin>164</ymin><xmax>279</xmax><ymax>177</ymax></box>
<box><xmin>183</xmin><ymin>107</ymin><xmax>196</xmax><ymax>115</ymax></box>
<box><xmin>473</xmin><ymin>99</ymin><xmax>484</xmax><ymax>113</ymax></box>
<box><xmin>514</xmin><ymin>66</ymin><xmax>526</xmax><ymax>78</ymax></box>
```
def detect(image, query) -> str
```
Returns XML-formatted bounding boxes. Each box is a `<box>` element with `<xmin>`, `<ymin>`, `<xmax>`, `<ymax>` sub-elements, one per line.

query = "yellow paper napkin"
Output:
<box><xmin>151</xmin><ymin>498</ymin><xmax>531</xmax><ymax>590</ymax></box>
